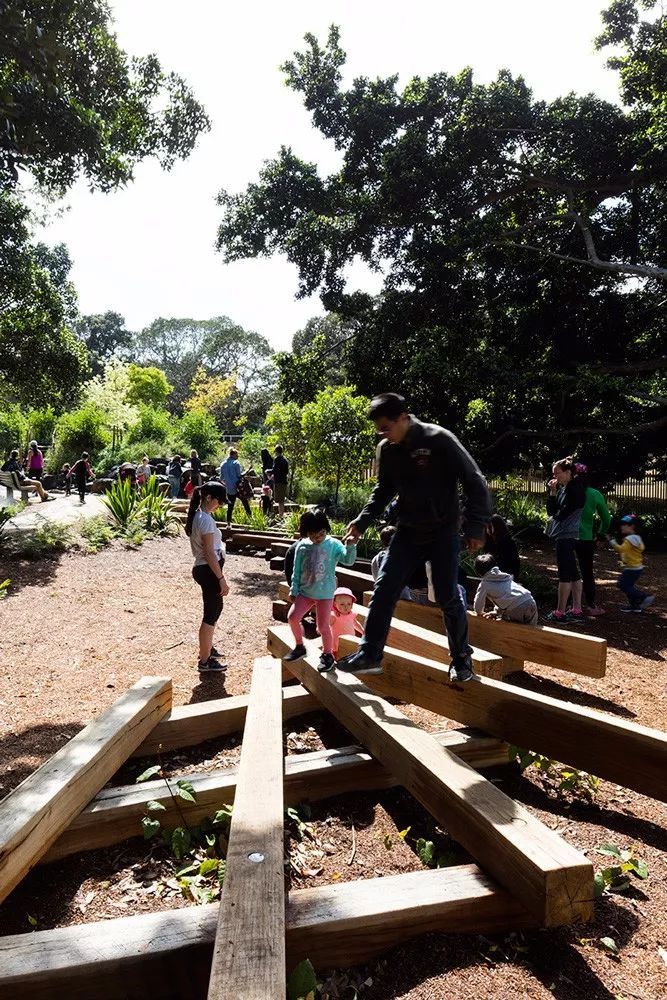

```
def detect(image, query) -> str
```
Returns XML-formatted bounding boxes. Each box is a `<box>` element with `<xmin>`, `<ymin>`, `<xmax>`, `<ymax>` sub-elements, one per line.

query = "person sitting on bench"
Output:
<box><xmin>1</xmin><ymin>450</ymin><xmax>52</xmax><ymax>501</ymax></box>
<box><xmin>473</xmin><ymin>553</ymin><xmax>538</xmax><ymax>625</ymax></box>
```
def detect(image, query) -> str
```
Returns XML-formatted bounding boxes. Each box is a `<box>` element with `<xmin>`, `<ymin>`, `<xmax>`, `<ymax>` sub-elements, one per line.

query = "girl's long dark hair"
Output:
<box><xmin>488</xmin><ymin>513</ymin><xmax>510</xmax><ymax>539</ymax></box>
<box><xmin>185</xmin><ymin>480</ymin><xmax>227</xmax><ymax>536</ymax></box>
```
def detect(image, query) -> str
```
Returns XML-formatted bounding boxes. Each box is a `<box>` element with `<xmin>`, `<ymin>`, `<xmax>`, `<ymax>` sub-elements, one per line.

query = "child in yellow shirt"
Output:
<box><xmin>608</xmin><ymin>515</ymin><xmax>654</xmax><ymax>613</ymax></box>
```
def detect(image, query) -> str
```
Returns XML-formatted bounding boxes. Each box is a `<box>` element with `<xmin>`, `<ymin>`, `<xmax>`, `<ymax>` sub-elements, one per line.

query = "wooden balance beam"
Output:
<box><xmin>0</xmin><ymin>866</ymin><xmax>534</xmax><ymax>998</ymax></box>
<box><xmin>208</xmin><ymin>657</ymin><xmax>285</xmax><ymax>998</ymax></box>
<box><xmin>0</xmin><ymin>676</ymin><xmax>172</xmax><ymax>905</ymax></box>
<box><xmin>275</xmin><ymin>582</ymin><xmax>511</xmax><ymax>679</ymax></box>
<box><xmin>334</xmin><ymin>633</ymin><xmax>667</xmax><ymax>803</ymax></box>
<box><xmin>271</xmin><ymin>629</ymin><xmax>593</xmax><ymax>927</ymax></box>
<box><xmin>362</xmin><ymin>590</ymin><xmax>607</xmax><ymax>678</ymax></box>
<box><xmin>45</xmin><ymin>729</ymin><xmax>509</xmax><ymax>863</ymax></box>
<box><xmin>133</xmin><ymin>685</ymin><xmax>319</xmax><ymax>757</ymax></box>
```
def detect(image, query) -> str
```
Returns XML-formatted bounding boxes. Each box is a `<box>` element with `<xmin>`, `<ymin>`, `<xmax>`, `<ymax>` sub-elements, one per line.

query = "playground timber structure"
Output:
<box><xmin>0</xmin><ymin>568</ymin><xmax>665</xmax><ymax>998</ymax></box>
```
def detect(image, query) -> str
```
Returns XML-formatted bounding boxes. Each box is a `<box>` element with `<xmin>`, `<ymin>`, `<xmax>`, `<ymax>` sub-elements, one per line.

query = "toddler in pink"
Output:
<box><xmin>330</xmin><ymin>587</ymin><xmax>363</xmax><ymax>656</ymax></box>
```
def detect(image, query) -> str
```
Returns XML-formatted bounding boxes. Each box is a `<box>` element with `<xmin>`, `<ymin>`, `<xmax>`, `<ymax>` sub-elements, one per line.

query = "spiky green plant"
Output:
<box><xmin>138</xmin><ymin>476</ymin><xmax>178</xmax><ymax>534</ymax></box>
<box><xmin>101</xmin><ymin>477</ymin><xmax>140</xmax><ymax>530</ymax></box>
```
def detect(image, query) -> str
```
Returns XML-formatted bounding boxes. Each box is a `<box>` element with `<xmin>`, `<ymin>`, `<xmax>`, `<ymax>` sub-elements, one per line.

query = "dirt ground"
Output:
<box><xmin>0</xmin><ymin>535</ymin><xmax>665</xmax><ymax>999</ymax></box>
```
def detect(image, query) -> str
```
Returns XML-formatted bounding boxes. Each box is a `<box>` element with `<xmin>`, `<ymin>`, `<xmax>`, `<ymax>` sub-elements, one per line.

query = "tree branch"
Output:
<box><xmin>592</xmin><ymin>357</ymin><xmax>667</xmax><ymax>374</ymax></box>
<box><xmin>483</xmin><ymin>413</ymin><xmax>667</xmax><ymax>452</ymax></box>
<box><xmin>501</xmin><ymin>239</ymin><xmax>667</xmax><ymax>283</ymax></box>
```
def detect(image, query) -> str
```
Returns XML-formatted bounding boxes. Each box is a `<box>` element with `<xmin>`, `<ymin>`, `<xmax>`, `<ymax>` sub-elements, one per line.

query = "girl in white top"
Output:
<box><xmin>185</xmin><ymin>480</ymin><xmax>230</xmax><ymax>673</ymax></box>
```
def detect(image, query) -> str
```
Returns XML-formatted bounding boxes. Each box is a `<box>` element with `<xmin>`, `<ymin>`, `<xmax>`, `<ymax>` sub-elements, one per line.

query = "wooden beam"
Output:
<box><xmin>270</xmin><ymin>555</ymin><xmax>285</xmax><ymax>571</ymax></box>
<box><xmin>45</xmin><ymin>730</ymin><xmax>509</xmax><ymax>863</ymax></box>
<box><xmin>207</xmin><ymin>656</ymin><xmax>285</xmax><ymax>998</ymax></box>
<box><xmin>133</xmin><ymin>685</ymin><xmax>319</xmax><ymax>757</ymax></box>
<box><xmin>0</xmin><ymin>866</ymin><xmax>534</xmax><ymax>999</ymax></box>
<box><xmin>336</xmin><ymin>632</ymin><xmax>667</xmax><ymax>803</ymax></box>
<box><xmin>0</xmin><ymin>677</ymin><xmax>171</xmax><ymax>905</ymax></box>
<box><xmin>365</xmin><ymin>591</ymin><xmax>607</xmax><ymax>678</ymax></box>
<box><xmin>276</xmin><ymin>582</ymin><xmax>513</xmax><ymax>679</ymax></box>
<box><xmin>270</xmin><ymin>630</ymin><xmax>593</xmax><ymax>927</ymax></box>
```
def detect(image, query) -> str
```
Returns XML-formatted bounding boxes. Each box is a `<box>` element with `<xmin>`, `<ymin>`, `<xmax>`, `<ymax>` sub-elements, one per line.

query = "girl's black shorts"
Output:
<box><xmin>192</xmin><ymin>558</ymin><xmax>224</xmax><ymax>625</ymax></box>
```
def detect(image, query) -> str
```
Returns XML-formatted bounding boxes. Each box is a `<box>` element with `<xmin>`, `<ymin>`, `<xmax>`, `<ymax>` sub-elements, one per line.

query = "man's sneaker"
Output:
<box><xmin>620</xmin><ymin>606</ymin><xmax>642</xmax><ymax>614</ymax></box>
<box><xmin>318</xmin><ymin>653</ymin><xmax>336</xmax><ymax>673</ymax></box>
<box><xmin>336</xmin><ymin>651</ymin><xmax>384</xmax><ymax>675</ymax></box>
<box><xmin>586</xmin><ymin>606</ymin><xmax>606</xmax><ymax>617</ymax></box>
<box><xmin>198</xmin><ymin>658</ymin><xmax>227</xmax><ymax>672</ymax></box>
<box><xmin>283</xmin><ymin>644</ymin><xmax>307</xmax><ymax>662</ymax></box>
<box><xmin>449</xmin><ymin>663</ymin><xmax>476</xmax><ymax>683</ymax></box>
<box><xmin>640</xmin><ymin>595</ymin><xmax>655</xmax><ymax>611</ymax></box>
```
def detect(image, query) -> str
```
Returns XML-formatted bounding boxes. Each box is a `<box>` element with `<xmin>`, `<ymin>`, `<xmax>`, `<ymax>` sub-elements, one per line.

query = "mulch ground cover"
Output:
<box><xmin>0</xmin><ymin>535</ymin><xmax>665</xmax><ymax>999</ymax></box>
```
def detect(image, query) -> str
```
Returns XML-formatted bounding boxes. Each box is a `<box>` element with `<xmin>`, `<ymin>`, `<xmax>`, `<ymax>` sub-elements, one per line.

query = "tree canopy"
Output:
<box><xmin>217</xmin><ymin>1</ymin><xmax>666</xmax><ymax>481</ymax></box>
<box><xmin>0</xmin><ymin>0</ymin><xmax>210</xmax><ymax>412</ymax></box>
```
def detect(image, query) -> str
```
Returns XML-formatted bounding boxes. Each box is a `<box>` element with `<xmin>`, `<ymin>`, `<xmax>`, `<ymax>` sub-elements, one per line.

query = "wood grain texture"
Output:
<box><xmin>133</xmin><ymin>685</ymin><xmax>318</xmax><ymax>757</ymax></box>
<box><xmin>0</xmin><ymin>866</ymin><xmax>534</xmax><ymax>999</ymax></box>
<box><xmin>367</xmin><ymin>591</ymin><xmax>607</xmax><ymax>678</ymax></box>
<box><xmin>335</xmin><ymin>632</ymin><xmax>667</xmax><ymax>802</ymax></box>
<box><xmin>275</xmin><ymin>582</ymin><xmax>513</xmax><ymax>679</ymax></box>
<box><xmin>207</xmin><ymin>656</ymin><xmax>286</xmax><ymax>999</ymax></box>
<box><xmin>0</xmin><ymin>676</ymin><xmax>171</xmax><ymax>904</ymax></box>
<box><xmin>45</xmin><ymin>729</ymin><xmax>509</xmax><ymax>863</ymax></box>
<box><xmin>270</xmin><ymin>629</ymin><xmax>593</xmax><ymax>927</ymax></box>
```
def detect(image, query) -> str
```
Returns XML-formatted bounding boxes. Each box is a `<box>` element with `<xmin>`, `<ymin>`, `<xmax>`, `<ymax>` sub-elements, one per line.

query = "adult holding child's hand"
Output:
<box><xmin>338</xmin><ymin>392</ymin><xmax>491</xmax><ymax>683</ymax></box>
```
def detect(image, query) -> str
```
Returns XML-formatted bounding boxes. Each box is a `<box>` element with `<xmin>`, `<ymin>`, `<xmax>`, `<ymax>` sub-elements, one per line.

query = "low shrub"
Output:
<box><xmin>78</xmin><ymin>516</ymin><xmax>115</xmax><ymax>553</ymax></box>
<box><xmin>18</xmin><ymin>521</ymin><xmax>74</xmax><ymax>559</ymax></box>
<box><xmin>50</xmin><ymin>405</ymin><xmax>111</xmax><ymax>472</ymax></box>
<box><xmin>101</xmin><ymin>477</ymin><xmax>140</xmax><ymax>531</ymax></box>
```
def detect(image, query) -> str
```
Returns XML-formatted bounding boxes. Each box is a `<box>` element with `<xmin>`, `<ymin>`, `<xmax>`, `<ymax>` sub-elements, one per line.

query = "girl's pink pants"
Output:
<box><xmin>288</xmin><ymin>595</ymin><xmax>334</xmax><ymax>655</ymax></box>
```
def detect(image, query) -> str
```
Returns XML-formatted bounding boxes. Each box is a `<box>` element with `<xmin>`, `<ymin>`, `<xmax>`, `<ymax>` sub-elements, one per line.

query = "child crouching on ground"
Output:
<box><xmin>330</xmin><ymin>587</ymin><xmax>363</xmax><ymax>656</ymax></box>
<box><xmin>473</xmin><ymin>553</ymin><xmax>538</xmax><ymax>625</ymax></box>
<box><xmin>285</xmin><ymin>511</ymin><xmax>357</xmax><ymax>673</ymax></box>
<box><xmin>608</xmin><ymin>515</ymin><xmax>654</xmax><ymax>613</ymax></box>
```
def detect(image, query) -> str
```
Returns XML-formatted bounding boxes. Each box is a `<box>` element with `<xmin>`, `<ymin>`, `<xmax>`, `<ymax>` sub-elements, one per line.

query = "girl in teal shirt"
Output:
<box><xmin>285</xmin><ymin>510</ymin><xmax>357</xmax><ymax>672</ymax></box>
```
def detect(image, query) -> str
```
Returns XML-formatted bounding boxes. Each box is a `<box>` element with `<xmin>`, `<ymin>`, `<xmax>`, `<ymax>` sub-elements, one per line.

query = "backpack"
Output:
<box><xmin>236</xmin><ymin>475</ymin><xmax>253</xmax><ymax>500</ymax></box>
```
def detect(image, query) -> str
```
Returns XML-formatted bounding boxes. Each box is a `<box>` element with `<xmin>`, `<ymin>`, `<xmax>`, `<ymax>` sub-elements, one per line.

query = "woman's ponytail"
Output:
<box><xmin>185</xmin><ymin>486</ymin><xmax>202</xmax><ymax>537</ymax></box>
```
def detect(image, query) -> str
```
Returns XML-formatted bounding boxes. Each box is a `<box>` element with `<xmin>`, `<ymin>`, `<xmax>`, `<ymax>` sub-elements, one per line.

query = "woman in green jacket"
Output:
<box><xmin>576</xmin><ymin>478</ymin><xmax>611</xmax><ymax>616</ymax></box>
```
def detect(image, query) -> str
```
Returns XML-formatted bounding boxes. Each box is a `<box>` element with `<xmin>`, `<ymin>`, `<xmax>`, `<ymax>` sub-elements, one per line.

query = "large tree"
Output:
<box><xmin>216</xmin><ymin>3</ymin><xmax>666</xmax><ymax>481</ymax></box>
<box><xmin>0</xmin><ymin>0</ymin><xmax>210</xmax><ymax>408</ymax></box>
<box><xmin>136</xmin><ymin>316</ymin><xmax>274</xmax><ymax>421</ymax></box>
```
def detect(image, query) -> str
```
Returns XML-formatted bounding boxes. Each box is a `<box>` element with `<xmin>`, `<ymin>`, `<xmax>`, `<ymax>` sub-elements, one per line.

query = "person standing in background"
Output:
<box><xmin>576</xmin><ymin>475</ymin><xmax>611</xmax><ymax>617</ymax></box>
<box><xmin>219</xmin><ymin>447</ymin><xmax>251</xmax><ymax>525</ymax></box>
<box><xmin>272</xmin><ymin>445</ymin><xmax>289</xmax><ymax>518</ymax></box>
<box><xmin>25</xmin><ymin>440</ymin><xmax>44</xmax><ymax>480</ymax></box>
<box><xmin>189</xmin><ymin>449</ymin><xmax>202</xmax><ymax>488</ymax></box>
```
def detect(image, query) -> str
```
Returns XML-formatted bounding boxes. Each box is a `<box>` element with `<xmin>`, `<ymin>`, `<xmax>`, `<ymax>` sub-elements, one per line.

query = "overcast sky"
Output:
<box><xmin>36</xmin><ymin>1</ymin><xmax>619</xmax><ymax>351</ymax></box>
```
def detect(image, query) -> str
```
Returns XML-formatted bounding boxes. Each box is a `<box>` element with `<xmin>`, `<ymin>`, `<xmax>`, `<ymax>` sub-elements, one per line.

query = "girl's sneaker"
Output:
<box><xmin>544</xmin><ymin>610</ymin><xmax>568</xmax><ymax>624</ymax></box>
<box><xmin>586</xmin><ymin>606</ymin><xmax>606</xmax><ymax>617</ymax></box>
<box><xmin>283</xmin><ymin>644</ymin><xmax>306</xmax><ymax>662</ymax></box>
<box><xmin>198</xmin><ymin>658</ymin><xmax>227</xmax><ymax>672</ymax></box>
<box><xmin>567</xmin><ymin>610</ymin><xmax>588</xmax><ymax>624</ymax></box>
<box><xmin>318</xmin><ymin>653</ymin><xmax>336</xmax><ymax>673</ymax></box>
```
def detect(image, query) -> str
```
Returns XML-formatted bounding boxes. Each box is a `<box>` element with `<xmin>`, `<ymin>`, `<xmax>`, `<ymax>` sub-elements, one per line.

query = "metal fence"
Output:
<box><xmin>487</xmin><ymin>473</ymin><xmax>667</xmax><ymax>515</ymax></box>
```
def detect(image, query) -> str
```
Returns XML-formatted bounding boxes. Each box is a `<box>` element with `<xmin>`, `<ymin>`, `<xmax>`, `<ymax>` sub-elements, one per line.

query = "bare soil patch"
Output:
<box><xmin>0</xmin><ymin>536</ymin><xmax>665</xmax><ymax>999</ymax></box>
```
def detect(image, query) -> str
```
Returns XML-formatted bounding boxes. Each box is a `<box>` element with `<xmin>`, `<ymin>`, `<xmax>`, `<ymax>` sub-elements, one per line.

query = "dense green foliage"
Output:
<box><xmin>217</xmin><ymin>2</ymin><xmax>667</xmax><ymax>483</ymax></box>
<box><xmin>0</xmin><ymin>0</ymin><xmax>209</xmax><ymax>410</ymax></box>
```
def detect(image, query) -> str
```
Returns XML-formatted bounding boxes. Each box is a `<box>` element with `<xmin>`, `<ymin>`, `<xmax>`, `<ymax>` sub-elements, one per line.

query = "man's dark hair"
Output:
<box><xmin>274</xmin><ymin>445</ymin><xmax>283</xmax><ymax>454</ymax></box>
<box><xmin>379</xmin><ymin>524</ymin><xmax>396</xmax><ymax>547</ymax></box>
<box><xmin>474</xmin><ymin>553</ymin><xmax>497</xmax><ymax>577</ymax></box>
<box><xmin>368</xmin><ymin>393</ymin><xmax>408</xmax><ymax>421</ymax></box>
<box><xmin>300</xmin><ymin>509</ymin><xmax>330</xmax><ymax>534</ymax></box>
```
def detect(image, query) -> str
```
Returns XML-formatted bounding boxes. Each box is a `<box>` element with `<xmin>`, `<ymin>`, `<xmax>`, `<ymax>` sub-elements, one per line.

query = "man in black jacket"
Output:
<box><xmin>338</xmin><ymin>393</ymin><xmax>491</xmax><ymax>681</ymax></box>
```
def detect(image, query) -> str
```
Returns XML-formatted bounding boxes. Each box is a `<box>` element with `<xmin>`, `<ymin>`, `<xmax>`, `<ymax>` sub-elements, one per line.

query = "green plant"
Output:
<box><xmin>78</xmin><ymin>515</ymin><xmax>114</xmax><ymax>553</ymax></box>
<box><xmin>174</xmin><ymin>410</ymin><xmax>221</xmax><ymax>460</ymax></box>
<box><xmin>26</xmin><ymin>405</ymin><xmax>57</xmax><ymax>444</ymax></box>
<box><xmin>515</xmin><ymin>561</ymin><xmax>556</xmax><ymax>602</ymax></box>
<box><xmin>19</xmin><ymin>521</ymin><xmax>73</xmax><ymax>558</ymax></box>
<box><xmin>136</xmin><ymin>763</ymin><xmax>232</xmax><ymax>903</ymax></box>
<box><xmin>509</xmin><ymin>746</ymin><xmax>600</xmax><ymax>801</ymax></box>
<box><xmin>0</xmin><ymin>578</ymin><xmax>9</xmax><ymax>598</ymax></box>
<box><xmin>126</xmin><ymin>405</ymin><xmax>172</xmax><ymax>445</ymax></box>
<box><xmin>138</xmin><ymin>476</ymin><xmax>178</xmax><ymax>534</ymax></box>
<box><xmin>287</xmin><ymin>959</ymin><xmax>317</xmax><ymax>1000</ymax></box>
<box><xmin>0</xmin><ymin>508</ymin><xmax>12</xmax><ymax>537</ymax></box>
<box><xmin>594</xmin><ymin>843</ymin><xmax>649</xmax><ymax>897</ymax></box>
<box><xmin>101</xmin><ymin>477</ymin><xmax>140</xmax><ymax>530</ymax></box>
<box><xmin>0</xmin><ymin>404</ymin><xmax>28</xmax><ymax>456</ymax></box>
<box><xmin>415</xmin><ymin>837</ymin><xmax>458</xmax><ymax>869</ymax></box>
<box><xmin>50</xmin><ymin>404</ymin><xmax>111</xmax><ymax>472</ymax></box>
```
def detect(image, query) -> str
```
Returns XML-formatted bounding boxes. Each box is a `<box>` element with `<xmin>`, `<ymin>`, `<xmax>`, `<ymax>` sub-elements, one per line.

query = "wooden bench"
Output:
<box><xmin>364</xmin><ymin>592</ymin><xmax>607</xmax><ymax>678</ymax></box>
<box><xmin>0</xmin><ymin>470</ymin><xmax>32</xmax><ymax>503</ymax></box>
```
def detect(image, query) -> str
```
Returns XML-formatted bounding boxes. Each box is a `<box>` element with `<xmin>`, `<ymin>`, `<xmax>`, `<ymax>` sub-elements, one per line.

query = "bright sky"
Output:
<box><xmin>36</xmin><ymin>0</ymin><xmax>619</xmax><ymax>350</ymax></box>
